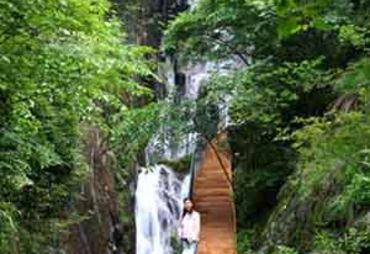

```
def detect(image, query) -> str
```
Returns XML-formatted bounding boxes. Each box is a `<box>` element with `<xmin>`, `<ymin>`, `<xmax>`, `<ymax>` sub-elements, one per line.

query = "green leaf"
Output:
<box><xmin>277</xmin><ymin>16</ymin><xmax>302</xmax><ymax>39</ymax></box>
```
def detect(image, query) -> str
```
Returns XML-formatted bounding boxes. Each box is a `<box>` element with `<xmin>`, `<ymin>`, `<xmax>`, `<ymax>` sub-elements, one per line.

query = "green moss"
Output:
<box><xmin>158</xmin><ymin>155</ymin><xmax>192</xmax><ymax>174</ymax></box>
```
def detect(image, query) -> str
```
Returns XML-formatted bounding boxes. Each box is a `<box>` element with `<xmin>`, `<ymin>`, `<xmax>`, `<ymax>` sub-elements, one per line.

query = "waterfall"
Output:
<box><xmin>135</xmin><ymin>58</ymin><xmax>243</xmax><ymax>254</ymax></box>
<box><xmin>136</xmin><ymin>59</ymin><xmax>243</xmax><ymax>254</ymax></box>
<box><xmin>135</xmin><ymin>1</ymin><xmax>244</xmax><ymax>253</ymax></box>
<box><xmin>135</xmin><ymin>165</ymin><xmax>190</xmax><ymax>254</ymax></box>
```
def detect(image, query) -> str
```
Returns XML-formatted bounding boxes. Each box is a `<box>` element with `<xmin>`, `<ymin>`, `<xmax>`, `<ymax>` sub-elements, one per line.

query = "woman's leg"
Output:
<box><xmin>181</xmin><ymin>239</ymin><xmax>190</xmax><ymax>254</ymax></box>
<box><xmin>189</xmin><ymin>241</ymin><xmax>198</xmax><ymax>254</ymax></box>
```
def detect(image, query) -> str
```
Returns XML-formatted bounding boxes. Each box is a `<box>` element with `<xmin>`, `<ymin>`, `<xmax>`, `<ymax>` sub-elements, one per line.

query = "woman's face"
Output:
<box><xmin>184</xmin><ymin>199</ymin><xmax>193</xmax><ymax>211</ymax></box>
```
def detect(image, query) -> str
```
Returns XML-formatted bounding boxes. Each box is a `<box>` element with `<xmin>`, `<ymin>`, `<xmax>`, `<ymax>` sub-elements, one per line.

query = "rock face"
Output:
<box><xmin>59</xmin><ymin>129</ymin><xmax>136</xmax><ymax>254</ymax></box>
<box><xmin>193</xmin><ymin>133</ymin><xmax>237</xmax><ymax>254</ymax></box>
<box><xmin>114</xmin><ymin>0</ymin><xmax>189</xmax><ymax>46</ymax></box>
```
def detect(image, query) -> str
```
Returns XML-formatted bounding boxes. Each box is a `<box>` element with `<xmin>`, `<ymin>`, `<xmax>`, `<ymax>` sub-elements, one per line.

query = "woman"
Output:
<box><xmin>178</xmin><ymin>198</ymin><xmax>201</xmax><ymax>254</ymax></box>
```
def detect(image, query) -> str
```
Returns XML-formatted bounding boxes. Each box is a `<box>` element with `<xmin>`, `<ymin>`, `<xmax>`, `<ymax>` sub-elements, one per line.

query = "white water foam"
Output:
<box><xmin>135</xmin><ymin>165</ymin><xmax>190</xmax><ymax>254</ymax></box>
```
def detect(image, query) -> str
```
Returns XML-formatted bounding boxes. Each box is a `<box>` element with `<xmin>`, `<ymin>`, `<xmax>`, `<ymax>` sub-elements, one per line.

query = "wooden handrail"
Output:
<box><xmin>191</xmin><ymin>131</ymin><xmax>238</xmax><ymax>253</ymax></box>
<box><xmin>205</xmin><ymin>136</ymin><xmax>233</xmax><ymax>188</ymax></box>
<box><xmin>189</xmin><ymin>138</ymin><xmax>206</xmax><ymax>199</ymax></box>
<box><xmin>189</xmin><ymin>150</ymin><xmax>196</xmax><ymax>199</ymax></box>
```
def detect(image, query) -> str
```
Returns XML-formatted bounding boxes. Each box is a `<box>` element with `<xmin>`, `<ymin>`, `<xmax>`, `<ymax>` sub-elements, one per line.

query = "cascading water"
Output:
<box><xmin>135</xmin><ymin>165</ymin><xmax>190</xmax><ymax>254</ymax></box>
<box><xmin>179</xmin><ymin>57</ymin><xmax>245</xmax><ymax>129</ymax></box>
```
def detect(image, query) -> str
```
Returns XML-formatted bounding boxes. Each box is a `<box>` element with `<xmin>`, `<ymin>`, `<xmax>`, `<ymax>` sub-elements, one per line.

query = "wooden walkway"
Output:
<box><xmin>193</xmin><ymin>133</ymin><xmax>237</xmax><ymax>254</ymax></box>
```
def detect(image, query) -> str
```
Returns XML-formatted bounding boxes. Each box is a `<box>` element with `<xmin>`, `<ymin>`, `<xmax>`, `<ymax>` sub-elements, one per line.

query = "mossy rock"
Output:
<box><xmin>158</xmin><ymin>155</ymin><xmax>192</xmax><ymax>175</ymax></box>
<box><xmin>171</xmin><ymin>235</ymin><xmax>182</xmax><ymax>254</ymax></box>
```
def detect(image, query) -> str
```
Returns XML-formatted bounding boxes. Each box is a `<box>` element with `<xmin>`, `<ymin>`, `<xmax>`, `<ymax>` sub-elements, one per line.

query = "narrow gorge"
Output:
<box><xmin>1</xmin><ymin>1</ymin><xmax>370</xmax><ymax>254</ymax></box>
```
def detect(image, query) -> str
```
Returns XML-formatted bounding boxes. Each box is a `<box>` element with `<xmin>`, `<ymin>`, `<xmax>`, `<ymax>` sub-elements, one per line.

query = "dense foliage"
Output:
<box><xmin>0</xmin><ymin>0</ymin><xmax>159</xmax><ymax>253</ymax></box>
<box><xmin>165</xmin><ymin>0</ymin><xmax>370</xmax><ymax>253</ymax></box>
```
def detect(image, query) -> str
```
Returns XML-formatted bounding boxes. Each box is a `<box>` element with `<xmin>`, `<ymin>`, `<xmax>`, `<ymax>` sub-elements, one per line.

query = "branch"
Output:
<box><xmin>205</xmin><ymin>33</ymin><xmax>249</xmax><ymax>65</ymax></box>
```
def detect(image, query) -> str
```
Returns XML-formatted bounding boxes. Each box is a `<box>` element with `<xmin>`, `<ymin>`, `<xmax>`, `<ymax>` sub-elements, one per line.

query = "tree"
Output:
<box><xmin>0</xmin><ymin>0</ymin><xmax>154</xmax><ymax>252</ymax></box>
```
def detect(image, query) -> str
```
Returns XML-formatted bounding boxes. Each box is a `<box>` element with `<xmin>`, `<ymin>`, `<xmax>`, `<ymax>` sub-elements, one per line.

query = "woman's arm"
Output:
<box><xmin>193</xmin><ymin>212</ymin><xmax>201</xmax><ymax>242</ymax></box>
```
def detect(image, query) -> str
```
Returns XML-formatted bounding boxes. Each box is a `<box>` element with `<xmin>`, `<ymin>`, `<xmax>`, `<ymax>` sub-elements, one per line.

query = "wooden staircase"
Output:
<box><xmin>193</xmin><ymin>133</ymin><xmax>237</xmax><ymax>254</ymax></box>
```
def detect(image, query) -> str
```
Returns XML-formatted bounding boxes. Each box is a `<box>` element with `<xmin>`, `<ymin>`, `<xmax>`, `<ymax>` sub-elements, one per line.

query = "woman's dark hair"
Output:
<box><xmin>181</xmin><ymin>197</ymin><xmax>194</xmax><ymax>218</ymax></box>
